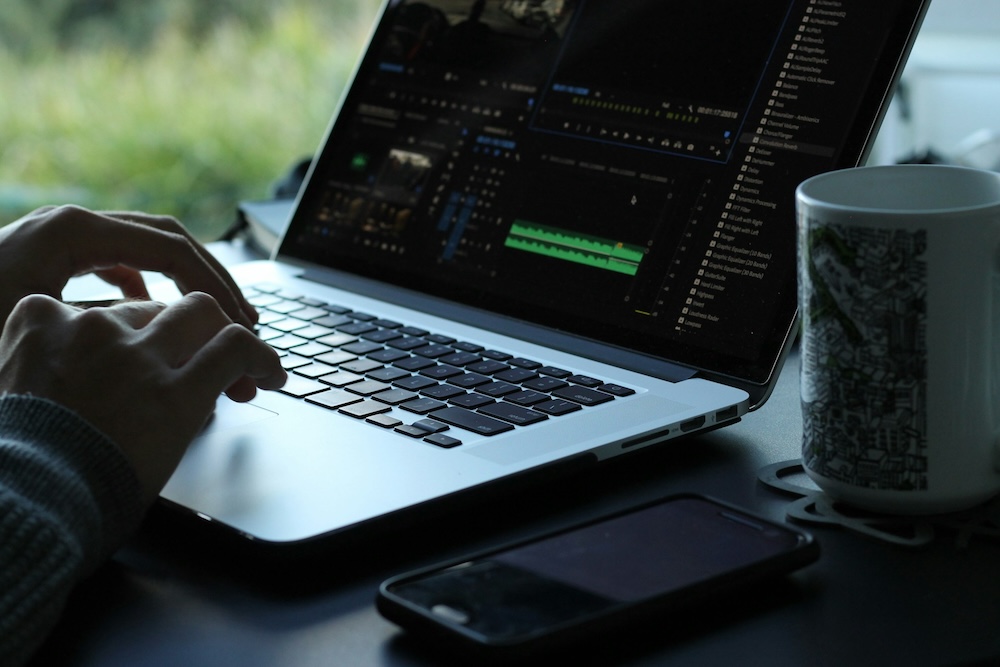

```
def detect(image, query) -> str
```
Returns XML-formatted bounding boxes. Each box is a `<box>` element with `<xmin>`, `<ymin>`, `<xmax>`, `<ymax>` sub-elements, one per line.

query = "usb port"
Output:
<box><xmin>716</xmin><ymin>405</ymin><xmax>739</xmax><ymax>422</ymax></box>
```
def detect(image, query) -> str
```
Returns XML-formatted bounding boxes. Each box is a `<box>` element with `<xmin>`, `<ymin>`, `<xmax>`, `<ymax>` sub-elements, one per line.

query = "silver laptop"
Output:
<box><xmin>159</xmin><ymin>0</ymin><xmax>929</xmax><ymax>548</ymax></box>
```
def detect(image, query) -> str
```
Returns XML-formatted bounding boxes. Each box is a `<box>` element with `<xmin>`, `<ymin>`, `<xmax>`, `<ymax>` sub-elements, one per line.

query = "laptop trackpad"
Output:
<box><xmin>202</xmin><ymin>399</ymin><xmax>278</xmax><ymax>435</ymax></box>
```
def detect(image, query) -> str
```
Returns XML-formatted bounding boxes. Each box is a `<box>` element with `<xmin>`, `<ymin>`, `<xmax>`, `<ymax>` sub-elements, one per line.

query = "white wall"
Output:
<box><xmin>870</xmin><ymin>0</ymin><xmax>1000</xmax><ymax>167</ymax></box>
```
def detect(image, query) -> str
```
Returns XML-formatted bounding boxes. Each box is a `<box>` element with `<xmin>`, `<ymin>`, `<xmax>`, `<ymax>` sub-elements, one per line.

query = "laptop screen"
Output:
<box><xmin>281</xmin><ymin>0</ymin><xmax>927</xmax><ymax>390</ymax></box>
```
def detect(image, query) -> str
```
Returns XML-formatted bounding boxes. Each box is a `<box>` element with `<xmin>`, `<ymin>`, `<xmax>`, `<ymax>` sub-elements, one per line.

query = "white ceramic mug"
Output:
<box><xmin>796</xmin><ymin>164</ymin><xmax>1000</xmax><ymax>515</ymax></box>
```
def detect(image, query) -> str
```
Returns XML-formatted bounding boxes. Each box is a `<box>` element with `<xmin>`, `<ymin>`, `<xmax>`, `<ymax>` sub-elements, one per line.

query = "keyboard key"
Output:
<box><xmin>340</xmin><ymin>359</ymin><xmax>384</xmax><ymax>374</ymax></box>
<box><xmin>371</xmin><ymin>319</ymin><xmax>403</xmax><ymax>329</ymax></box>
<box><xmin>290</xmin><ymin>306</ymin><xmax>328</xmax><ymax>321</ymax></box>
<box><xmin>523</xmin><ymin>377</ymin><xmax>569</xmax><ymax>392</ymax></box>
<box><xmin>394</xmin><ymin>375</ymin><xmax>438</xmax><ymax>391</ymax></box>
<box><xmin>420</xmin><ymin>365</ymin><xmax>463</xmax><ymax>380</ymax></box>
<box><xmin>258</xmin><ymin>327</ymin><xmax>285</xmax><ymax>342</ymax></box>
<box><xmin>367</xmin><ymin>367</ymin><xmax>411</xmax><ymax>382</ymax></box>
<box><xmin>255</xmin><ymin>311</ymin><xmax>286</xmax><ymax>326</ymax></box>
<box><xmin>505</xmin><ymin>390</ymin><xmax>550</xmax><ymax>407</ymax></box>
<box><xmin>538</xmin><ymin>366</ymin><xmax>572</xmax><ymax>379</ymax></box>
<box><xmin>494</xmin><ymin>368</ymin><xmax>538</xmax><ymax>383</ymax></box>
<box><xmin>247</xmin><ymin>294</ymin><xmax>282</xmax><ymax>308</ymax></box>
<box><xmin>312</xmin><ymin>314</ymin><xmax>352</xmax><ymax>328</ymax></box>
<box><xmin>412</xmin><ymin>419</ymin><xmax>449</xmax><ymax>434</ymax></box>
<box><xmin>394</xmin><ymin>356</ymin><xmax>437</xmax><ymax>372</ymax></box>
<box><xmin>387</xmin><ymin>337</ymin><xmax>430</xmax><ymax>351</ymax></box>
<box><xmin>339</xmin><ymin>400</ymin><xmax>392</xmax><ymax>419</ymax></box>
<box><xmin>368</xmin><ymin>349</ymin><xmax>410</xmax><ymax>363</ymax></box>
<box><xmin>476</xmin><ymin>381</ymin><xmax>520</xmax><ymax>397</ymax></box>
<box><xmin>481</xmin><ymin>350</ymin><xmax>512</xmax><ymax>361</ymax></box>
<box><xmin>314</xmin><ymin>350</ymin><xmax>358</xmax><ymax>366</ymax></box>
<box><xmin>306</xmin><ymin>389</ymin><xmax>363</xmax><ymax>410</ymax></box>
<box><xmin>479</xmin><ymin>403</ymin><xmax>548</xmax><ymax>426</ymax></box>
<box><xmin>451</xmin><ymin>341</ymin><xmax>485</xmax><ymax>353</ymax></box>
<box><xmin>346</xmin><ymin>380</ymin><xmax>392</xmax><ymax>396</ymax></box>
<box><xmin>422</xmin><ymin>384</ymin><xmax>465</xmax><ymax>400</ymax></box>
<box><xmin>398</xmin><ymin>326</ymin><xmax>429</xmax><ymax>337</ymax></box>
<box><xmin>338</xmin><ymin>322</ymin><xmax>377</xmax><ymax>335</ymax></box>
<box><xmin>367</xmin><ymin>414</ymin><xmax>402</xmax><ymax>429</ymax></box>
<box><xmin>342</xmin><ymin>341</ymin><xmax>384</xmax><ymax>355</ymax></box>
<box><xmin>270</xmin><ymin>318</ymin><xmax>309</xmax><ymax>332</ymax></box>
<box><xmin>320</xmin><ymin>371</ymin><xmax>365</xmax><ymax>388</ymax></box>
<box><xmin>288</xmin><ymin>342</ymin><xmax>334</xmax><ymax>358</ymax></box>
<box><xmin>267</xmin><ymin>300</ymin><xmax>305</xmax><ymax>315</ymax></box>
<box><xmin>429</xmin><ymin>407</ymin><xmax>515</xmax><ymax>435</ymax></box>
<box><xmin>449</xmin><ymin>393</ymin><xmax>494</xmax><ymax>409</ymax></box>
<box><xmin>466</xmin><ymin>360</ymin><xmax>509</xmax><ymax>375</ymax></box>
<box><xmin>279</xmin><ymin>376</ymin><xmax>329</xmax><ymax>397</ymax></box>
<box><xmin>290</xmin><ymin>324</ymin><xmax>336</xmax><ymax>340</ymax></box>
<box><xmin>425</xmin><ymin>433</ymin><xmax>462</xmax><ymax>449</ymax></box>
<box><xmin>400</xmin><ymin>398</ymin><xmax>448</xmax><ymax>415</ymax></box>
<box><xmin>568</xmin><ymin>375</ymin><xmax>603</xmax><ymax>388</ymax></box>
<box><xmin>294</xmin><ymin>362</ymin><xmax>337</xmax><ymax>378</ymax></box>
<box><xmin>315</xmin><ymin>332</ymin><xmax>358</xmax><ymax>348</ymax></box>
<box><xmin>280</xmin><ymin>354</ymin><xmax>312</xmax><ymax>371</ymax></box>
<box><xmin>552</xmin><ymin>385</ymin><xmax>615</xmax><ymax>406</ymax></box>
<box><xmin>534</xmin><ymin>399</ymin><xmax>582</xmax><ymax>416</ymax></box>
<box><xmin>598</xmin><ymin>383</ymin><xmax>636</xmax><ymax>397</ymax></box>
<box><xmin>268</xmin><ymin>334</ymin><xmax>309</xmax><ymax>350</ymax></box>
<box><xmin>362</xmin><ymin>329</ymin><xmax>402</xmax><ymax>343</ymax></box>
<box><xmin>394</xmin><ymin>424</ymin><xmax>428</xmax><ymax>438</ymax></box>
<box><xmin>373</xmin><ymin>388</ymin><xmax>420</xmax><ymax>405</ymax></box>
<box><xmin>509</xmin><ymin>357</ymin><xmax>542</xmax><ymax>369</ymax></box>
<box><xmin>424</xmin><ymin>333</ymin><xmax>456</xmax><ymax>345</ymax></box>
<box><xmin>448</xmin><ymin>373</ymin><xmax>491</xmax><ymax>389</ymax></box>
<box><xmin>413</xmin><ymin>344</ymin><xmax>455</xmax><ymax>359</ymax></box>
<box><xmin>440</xmin><ymin>352</ymin><xmax>481</xmax><ymax>367</ymax></box>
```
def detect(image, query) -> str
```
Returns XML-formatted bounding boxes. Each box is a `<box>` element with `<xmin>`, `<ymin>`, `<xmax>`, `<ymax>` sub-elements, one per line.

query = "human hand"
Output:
<box><xmin>0</xmin><ymin>292</ymin><xmax>287</xmax><ymax>505</ymax></box>
<box><xmin>0</xmin><ymin>205</ymin><xmax>257</xmax><ymax>330</ymax></box>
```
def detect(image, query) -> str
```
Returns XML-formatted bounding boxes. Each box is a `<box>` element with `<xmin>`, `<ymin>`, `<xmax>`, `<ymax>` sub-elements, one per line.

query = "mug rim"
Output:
<box><xmin>797</xmin><ymin>164</ymin><xmax>1000</xmax><ymax>216</ymax></box>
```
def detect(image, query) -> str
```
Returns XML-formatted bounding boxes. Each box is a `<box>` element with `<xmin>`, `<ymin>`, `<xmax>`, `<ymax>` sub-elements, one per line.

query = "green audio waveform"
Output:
<box><xmin>504</xmin><ymin>221</ymin><xmax>644</xmax><ymax>276</ymax></box>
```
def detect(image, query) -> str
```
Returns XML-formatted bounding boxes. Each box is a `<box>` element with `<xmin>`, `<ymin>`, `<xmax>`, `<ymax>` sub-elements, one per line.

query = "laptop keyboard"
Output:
<box><xmin>246</xmin><ymin>283</ymin><xmax>635</xmax><ymax>448</ymax></box>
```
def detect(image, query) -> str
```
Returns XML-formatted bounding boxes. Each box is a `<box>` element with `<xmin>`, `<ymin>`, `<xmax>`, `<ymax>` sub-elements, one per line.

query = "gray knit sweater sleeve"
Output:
<box><xmin>0</xmin><ymin>394</ymin><xmax>145</xmax><ymax>667</ymax></box>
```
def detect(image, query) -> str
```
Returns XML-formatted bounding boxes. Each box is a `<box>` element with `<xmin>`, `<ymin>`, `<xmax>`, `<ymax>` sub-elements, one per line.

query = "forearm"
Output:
<box><xmin>0</xmin><ymin>395</ymin><xmax>144</xmax><ymax>666</ymax></box>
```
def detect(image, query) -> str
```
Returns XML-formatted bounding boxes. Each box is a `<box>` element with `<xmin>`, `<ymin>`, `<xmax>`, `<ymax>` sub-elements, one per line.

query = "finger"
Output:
<box><xmin>180</xmin><ymin>324</ymin><xmax>287</xmax><ymax>404</ymax></box>
<box><xmin>103</xmin><ymin>210</ymin><xmax>258</xmax><ymax>326</ymax></box>
<box><xmin>94</xmin><ymin>266</ymin><xmax>151</xmax><ymax>300</ymax></box>
<box><xmin>137</xmin><ymin>291</ymin><xmax>234</xmax><ymax>366</ymax></box>
<box><xmin>42</xmin><ymin>206</ymin><xmax>254</xmax><ymax>329</ymax></box>
<box><xmin>224</xmin><ymin>376</ymin><xmax>262</xmax><ymax>403</ymax></box>
<box><xmin>4</xmin><ymin>293</ymin><xmax>74</xmax><ymax>333</ymax></box>
<box><xmin>104</xmin><ymin>299</ymin><xmax>167</xmax><ymax>330</ymax></box>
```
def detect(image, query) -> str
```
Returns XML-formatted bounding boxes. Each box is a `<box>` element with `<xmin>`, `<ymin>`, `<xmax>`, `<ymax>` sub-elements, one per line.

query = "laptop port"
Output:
<box><xmin>679</xmin><ymin>416</ymin><xmax>706</xmax><ymax>433</ymax></box>
<box><xmin>716</xmin><ymin>405</ymin><xmax>739</xmax><ymax>422</ymax></box>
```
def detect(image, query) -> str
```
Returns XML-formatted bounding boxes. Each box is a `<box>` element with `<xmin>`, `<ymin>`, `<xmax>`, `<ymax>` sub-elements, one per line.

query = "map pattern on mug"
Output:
<box><xmin>800</xmin><ymin>222</ymin><xmax>929</xmax><ymax>492</ymax></box>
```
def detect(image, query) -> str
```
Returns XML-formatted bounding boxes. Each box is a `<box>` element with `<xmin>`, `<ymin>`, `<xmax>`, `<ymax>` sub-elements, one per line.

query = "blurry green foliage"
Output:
<box><xmin>0</xmin><ymin>0</ymin><xmax>381</xmax><ymax>239</ymax></box>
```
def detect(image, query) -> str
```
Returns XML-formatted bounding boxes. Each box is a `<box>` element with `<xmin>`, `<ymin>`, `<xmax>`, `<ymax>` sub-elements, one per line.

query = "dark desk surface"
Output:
<box><xmin>38</xmin><ymin>243</ymin><xmax>1000</xmax><ymax>667</ymax></box>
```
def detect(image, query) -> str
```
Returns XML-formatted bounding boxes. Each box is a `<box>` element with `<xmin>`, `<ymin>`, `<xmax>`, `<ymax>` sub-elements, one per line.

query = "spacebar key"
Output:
<box><xmin>429</xmin><ymin>407</ymin><xmax>515</xmax><ymax>436</ymax></box>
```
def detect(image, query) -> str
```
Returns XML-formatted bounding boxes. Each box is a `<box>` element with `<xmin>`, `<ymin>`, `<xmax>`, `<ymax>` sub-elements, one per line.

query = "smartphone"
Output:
<box><xmin>377</xmin><ymin>494</ymin><xmax>818</xmax><ymax>660</ymax></box>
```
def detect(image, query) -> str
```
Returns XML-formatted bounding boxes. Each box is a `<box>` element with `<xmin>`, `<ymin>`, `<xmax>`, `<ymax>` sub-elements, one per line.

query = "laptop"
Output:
<box><xmin>158</xmin><ymin>0</ymin><xmax>930</xmax><ymax>549</ymax></box>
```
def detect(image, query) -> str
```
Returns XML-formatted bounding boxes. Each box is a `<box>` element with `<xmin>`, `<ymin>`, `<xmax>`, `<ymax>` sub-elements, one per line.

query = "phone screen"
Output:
<box><xmin>382</xmin><ymin>496</ymin><xmax>813</xmax><ymax>645</ymax></box>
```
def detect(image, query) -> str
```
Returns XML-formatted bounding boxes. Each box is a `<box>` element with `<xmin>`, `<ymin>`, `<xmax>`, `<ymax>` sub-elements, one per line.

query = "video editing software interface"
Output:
<box><xmin>288</xmin><ymin>0</ymin><xmax>913</xmax><ymax>380</ymax></box>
